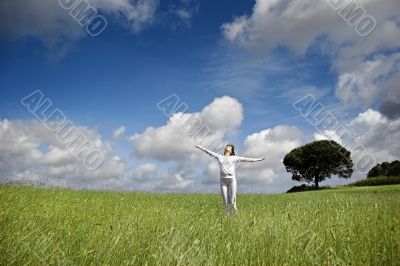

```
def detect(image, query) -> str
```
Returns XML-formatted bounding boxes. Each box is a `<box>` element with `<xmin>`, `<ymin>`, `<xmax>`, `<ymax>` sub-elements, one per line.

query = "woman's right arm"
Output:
<box><xmin>195</xmin><ymin>144</ymin><xmax>220</xmax><ymax>160</ymax></box>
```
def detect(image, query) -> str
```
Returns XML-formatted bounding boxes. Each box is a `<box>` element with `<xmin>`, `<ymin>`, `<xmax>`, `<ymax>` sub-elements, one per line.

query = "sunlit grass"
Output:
<box><xmin>1</xmin><ymin>184</ymin><xmax>399</xmax><ymax>265</ymax></box>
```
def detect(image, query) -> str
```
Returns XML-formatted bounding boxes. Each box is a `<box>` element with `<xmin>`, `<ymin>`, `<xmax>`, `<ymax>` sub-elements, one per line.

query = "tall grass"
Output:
<box><xmin>1</xmin><ymin>184</ymin><xmax>399</xmax><ymax>265</ymax></box>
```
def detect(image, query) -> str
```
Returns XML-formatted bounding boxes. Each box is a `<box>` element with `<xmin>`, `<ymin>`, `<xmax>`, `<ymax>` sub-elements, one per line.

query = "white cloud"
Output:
<box><xmin>154</xmin><ymin>169</ymin><xmax>196</xmax><ymax>192</ymax></box>
<box><xmin>127</xmin><ymin>164</ymin><xmax>197</xmax><ymax>192</ymax></box>
<box><xmin>0</xmin><ymin>119</ymin><xmax>125</xmax><ymax>188</ymax></box>
<box><xmin>196</xmin><ymin>108</ymin><xmax>400</xmax><ymax>192</ymax></box>
<box><xmin>112</xmin><ymin>126</ymin><xmax>126</xmax><ymax>140</ymax></box>
<box><xmin>201</xmin><ymin>124</ymin><xmax>304</xmax><ymax>194</ymax></box>
<box><xmin>131</xmin><ymin>163</ymin><xmax>157</xmax><ymax>182</ymax></box>
<box><xmin>378</xmin><ymin>71</ymin><xmax>400</xmax><ymax>120</ymax></box>
<box><xmin>125</xmin><ymin>95</ymin><xmax>245</xmax><ymax>192</ymax></box>
<box><xmin>200</xmin><ymin>96</ymin><xmax>244</xmax><ymax>132</ymax></box>
<box><xmin>128</xmin><ymin>96</ymin><xmax>306</xmax><ymax>193</ymax></box>
<box><xmin>313</xmin><ymin>108</ymin><xmax>400</xmax><ymax>182</ymax></box>
<box><xmin>0</xmin><ymin>0</ymin><xmax>201</xmax><ymax>57</ymax></box>
<box><xmin>0</xmin><ymin>0</ymin><xmax>160</xmax><ymax>36</ymax></box>
<box><xmin>0</xmin><ymin>0</ymin><xmax>158</xmax><ymax>59</ymax></box>
<box><xmin>129</xmin><ymin>95</ymin><xmax>243</xmax><ymax>161</ymax></box>
<box><xmin>2</xmin><ymin>103</ymin><xmax>398</xmax><ymax>194</ymax></box>
<box><xmin>314</xmin><ymin>130</ymin><xmax>343</xmax><ymax>145</ymax></box>
<box><xmin>221</xmin><ymin>0</ymin><xmax>400</xmax><ymax>112</ymax></box>
<box><xmin>221</xmin><ymin>0</ymin><xmax>400</xmax><ymax>57</ymax></box>
<box><xmin>232</xmin><ymin>124</ymin><xmax>304</xmax><ymax>192</ymax></box>
<box><xmin>0</xmin><ymin>0</ymin><xmax>85</xmax><ymax>60</ymax></box>
<box><xmin>335</xmin><ymin>53</ymin><xmax>400</xmax><ymax>108</ymax></box>
<box><xmin>347</xmin><ymin>109</ymin><xmax>400</xmax><ymax>162</ymax></box>
<box><xmin>129</xmin><ymin>112</ymin><xmax>199</xmax><ymax>161</ymax></box>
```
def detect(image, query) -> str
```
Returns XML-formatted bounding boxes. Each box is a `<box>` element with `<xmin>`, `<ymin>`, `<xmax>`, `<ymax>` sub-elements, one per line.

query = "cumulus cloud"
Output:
<box><xmin>231</xmin><ymin>124</ymin><xmax>304</xmax><ymax>192</ymax></box>
<box><xmin>221</xmin><ymin>0</ymin><xmax>400</xmax><ymax>57</ymax></box>
<box><xmin>314</xmin><ymin>108</ymin><xmax>400</xmax><ymax>181</ymax></box>
<box><xmin>221</xmin><ymin>0</ymin><xmax>400</xmax><ymax>112</ymax></box>
<box><xmin>0</xmin><ymin>119</ymin><xmax>125</xmax><ymax>188</ymax></box>
<box><xmin>131</xmin><ymin>163</ymin><xmax>157</xmax><ymax>182</ymax></box>
<box><xmin>118</xmin><ymin>95</ymin><xmax>400</xmax><ymax>193</ymax></box>
<box><xmin>200</xmin><ymin>124</ymin><xmax>304</xmax><ymax>194</ymax></box>
<box><xmin>335</xmin><ymin>52</ymin><xmax>400</xmax><ymax>108</ymax></box>
<box><xmin>126</xmin><ymin>163</ymin><xmax>197</xmax><ymax>192</ymax></box>
<box><xmin>129</xmin><ymin>95</ymin><xmax>243</xmax><ymax>161</ymax></box>
<box><xmin>3</xmin><ymin>101</ymin><xmax>397</xmax><ymax>194</ymax></box>
<box><xmin>378</xmin><ymin>66</ymin><xmax>400</xmax><ymax>120</ymax></box>
<box><xmin>200</xmin><ymin>96</ymin><xmax>244</xmax><ymax>132</ymax></box>
<box><xmin>128</xmin><ymin>95</ymin><xmax>305</xmax><ymax>193</ymax></box>
<box><xmin>153</xmin><ymin>167</ymin><xmax>197</xmax><ymax>192</ymax></box>
<box><xmin>201</xmin><ymin>108</ymin><xmax>399</xmax><ymax>192</ymax></box>
<box><xmin>379</xmin><ymin>96</ymin><xmax>400</xmax><ymax>120</ymax></box>
<box><xmin>124</xmin><ymin>95</ymin><xmax>245</xmax><ymax>192</ymax></box>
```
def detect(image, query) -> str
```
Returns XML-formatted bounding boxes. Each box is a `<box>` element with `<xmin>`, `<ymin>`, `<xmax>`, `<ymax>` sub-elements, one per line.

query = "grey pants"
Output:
<box><xmin>220</xmin><ymin>177</ymin><xmax>237</xmax><ymax>214</ymax></box>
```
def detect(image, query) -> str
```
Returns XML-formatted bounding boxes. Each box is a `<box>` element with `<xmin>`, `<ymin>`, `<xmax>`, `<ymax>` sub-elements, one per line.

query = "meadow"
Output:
<box><xmin>1</xmin><ymin>184</ymin><xmax>399</xmax><ymax>265</ymax></box>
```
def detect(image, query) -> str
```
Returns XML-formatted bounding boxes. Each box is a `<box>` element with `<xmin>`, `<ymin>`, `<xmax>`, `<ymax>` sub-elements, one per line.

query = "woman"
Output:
<box><xmin>195</xmin><ymin>144</ymin><xmax>266</xmax><ymax>215</ymax></box>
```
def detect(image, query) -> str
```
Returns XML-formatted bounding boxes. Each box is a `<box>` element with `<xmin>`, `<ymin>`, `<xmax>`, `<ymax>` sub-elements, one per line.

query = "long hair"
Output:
<box><xmin>227</xmin><ymin>144</ymin><xmax>235</xmax><ymax>156</ymax></box>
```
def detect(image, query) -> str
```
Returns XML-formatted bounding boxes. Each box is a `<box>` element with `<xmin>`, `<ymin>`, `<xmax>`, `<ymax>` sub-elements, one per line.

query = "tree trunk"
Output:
<box><xmin>315</xmin><ymin>178</ymin><xmax>318</xmax><ymax>188</ymax></box>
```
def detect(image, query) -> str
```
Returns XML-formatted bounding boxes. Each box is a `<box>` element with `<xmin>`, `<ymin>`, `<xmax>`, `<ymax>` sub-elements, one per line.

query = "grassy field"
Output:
<box><xmin>1</xmin><ymin>184</ymin><xmax>399</xmax><ymax>265</ymax></box>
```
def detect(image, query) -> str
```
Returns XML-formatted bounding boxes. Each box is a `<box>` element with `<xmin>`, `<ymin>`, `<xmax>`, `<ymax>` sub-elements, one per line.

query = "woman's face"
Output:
<box><xmin>224</xmin><ymin>145</ymin><xmax>232</xmax><ymax>155</ymax></box>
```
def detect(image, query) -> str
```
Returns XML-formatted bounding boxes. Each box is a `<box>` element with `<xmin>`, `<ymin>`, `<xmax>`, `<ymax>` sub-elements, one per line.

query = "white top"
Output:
<box><xmin>196</xmin><ymin>145</ymin><xmax>265</xmax><ymax>178</ymax></box>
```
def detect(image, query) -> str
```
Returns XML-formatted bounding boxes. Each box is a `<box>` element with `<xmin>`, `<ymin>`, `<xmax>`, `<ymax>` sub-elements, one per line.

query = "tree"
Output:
<box><xmin>367</xmin><ymin>164</ymin><xmax>384</xmax><ymax>178</ymax></box>
<box><xmin>367</xmin><ymin>160</ymin><xmax>400</xmax><ymax>178</ymax></box>
<box><xmin>283</xmin><ymin>140</ymin><xmax>353</xmax><ymax>188</ymax></box>
<box><xmin>388</xmin><ymin>161</ymin><xmax>400</xmax><ymax>176</ymax></box>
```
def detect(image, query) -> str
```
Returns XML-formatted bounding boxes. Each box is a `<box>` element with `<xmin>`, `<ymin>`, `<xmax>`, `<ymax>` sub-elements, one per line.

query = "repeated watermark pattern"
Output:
<box><xmin>21</xmin><ymin>90</ymin><xmax>105</xmax><ymax>171</ymax></box>
<box><xmin>292</xmin><ymin>93</ymin><xmax>376</xmax><ymax>174</ymax></box>
<box><xmin>58</xmin><ymin>0</ymin><xmax>108</xmax><ymax>37</ymax></box>
<box><xmin>327</xmin><ymin>0</ymin><xmax>376</xmax><ymax>36</ymax></box>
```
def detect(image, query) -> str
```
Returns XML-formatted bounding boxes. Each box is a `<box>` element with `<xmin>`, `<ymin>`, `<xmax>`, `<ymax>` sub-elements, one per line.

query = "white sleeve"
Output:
<box><xmin>195</xmin><ymin>145</ymin><xmax>220</xmax><ymax>160</ymax></box>
<box><xmin>235</xmin><ymin>156</ymin><xmax>265</xmax><ymax>162</ymax></box>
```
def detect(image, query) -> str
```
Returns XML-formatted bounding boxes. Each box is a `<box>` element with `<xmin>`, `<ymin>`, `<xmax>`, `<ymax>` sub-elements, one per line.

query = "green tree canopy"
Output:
<box><xmin>283</xmin><ymin>140</ymin><xmax>353</xmax><ymax>188</ymax></box>
<box><xmin>367</xmin><ymin>160</ymin><xmax>400</xmax><ymax>178</ymax></box>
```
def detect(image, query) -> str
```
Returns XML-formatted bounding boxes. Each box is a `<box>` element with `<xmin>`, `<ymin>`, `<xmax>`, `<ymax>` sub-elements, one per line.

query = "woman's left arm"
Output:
<box><xmin>235</xmin><ymin>156</ymin><xmax>266</xmax><ymax>162</ymax></box>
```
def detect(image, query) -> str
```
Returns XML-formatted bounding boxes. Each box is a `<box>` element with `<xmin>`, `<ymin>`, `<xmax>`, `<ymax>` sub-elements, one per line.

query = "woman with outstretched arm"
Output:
<box><xmin>195</xmin><ymin>143</ymin><xmax>266</xmax><ymax>215</ymax></box>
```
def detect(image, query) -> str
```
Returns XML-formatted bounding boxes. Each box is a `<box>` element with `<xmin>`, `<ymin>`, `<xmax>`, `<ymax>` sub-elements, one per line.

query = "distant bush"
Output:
<box><xmin>367</xmin><ymin>160</ymin><xmax>400</xmax><ymax>178</ymax></box>
<box><xmin>286</xmin><ymin>184</ymin><xmax>331</xmax><ymax>193</ymax></box>
<box><xmin>347</xmin><ymin>176</ymin><xmax>400</xmax><ymax>187</ymax></box>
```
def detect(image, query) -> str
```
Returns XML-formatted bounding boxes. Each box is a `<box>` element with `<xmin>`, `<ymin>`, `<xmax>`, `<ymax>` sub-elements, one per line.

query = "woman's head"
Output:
<box><xmin>224</xmin><ymin>144</ymin><xmax>235</xmax><ymax>156</ymax></box>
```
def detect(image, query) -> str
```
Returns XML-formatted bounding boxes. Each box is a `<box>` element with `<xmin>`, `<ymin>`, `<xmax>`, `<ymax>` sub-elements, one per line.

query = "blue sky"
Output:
<box><xmin>0</xmin><ymin>0</ymin><xmax>399</xmax><ymax>193</ymax></box>
<box><xmin>2</xmin><ymin>3</ymin><xmax>239</xmax><ymax>128</ymax></box>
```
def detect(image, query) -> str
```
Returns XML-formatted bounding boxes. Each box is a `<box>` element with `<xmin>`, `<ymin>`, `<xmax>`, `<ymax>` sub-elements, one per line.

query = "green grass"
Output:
<box><xmin>1</xmin><ymin>184</ymin><xmax>399</xmax><ymax>265</ymax></box>
<box><xmin>345</xmin><ymin>175</ymin><xmax>400</xmax><ymax>187</ymax></box>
